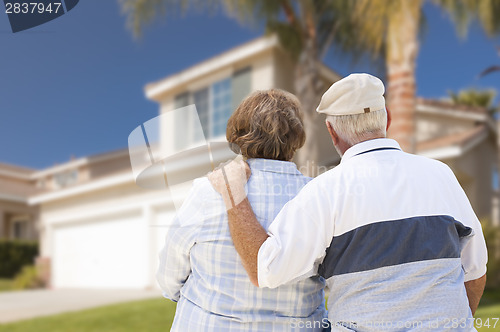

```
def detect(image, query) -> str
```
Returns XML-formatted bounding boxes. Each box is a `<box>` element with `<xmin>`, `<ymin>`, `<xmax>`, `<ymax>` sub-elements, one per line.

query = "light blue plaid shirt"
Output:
<box><xmin>157</xmin><ymin>158</ymin><xmax>327</xmax><ymax>331</ymax></box>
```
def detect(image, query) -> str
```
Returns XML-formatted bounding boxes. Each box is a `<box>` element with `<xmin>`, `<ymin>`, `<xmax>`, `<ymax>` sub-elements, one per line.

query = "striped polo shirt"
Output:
<box><xmin>258</xmin><ymin>138</ymin><xmax>487</xmax><ymax>331</ymax></box>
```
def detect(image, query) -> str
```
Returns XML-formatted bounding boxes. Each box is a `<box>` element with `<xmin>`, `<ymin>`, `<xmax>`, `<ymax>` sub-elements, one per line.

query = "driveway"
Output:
<box><xmin>0</xmin><ymin>289</ymin><xmax>161</xmax><ymax>323</ymax></box>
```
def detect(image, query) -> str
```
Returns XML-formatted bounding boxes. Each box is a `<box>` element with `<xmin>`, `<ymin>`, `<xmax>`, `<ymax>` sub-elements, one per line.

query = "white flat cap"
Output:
<box><xmin>316</xmin><ymin>73</ymin><xmax>386</xmax><ymax>116</ymax></box>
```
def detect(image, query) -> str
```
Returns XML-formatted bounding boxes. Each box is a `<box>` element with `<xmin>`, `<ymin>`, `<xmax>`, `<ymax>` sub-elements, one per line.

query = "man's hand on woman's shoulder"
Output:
<box><xmin>208</xmin><ymin>159</ymin><xmax>251</xmax><ymax>210</ymax></box>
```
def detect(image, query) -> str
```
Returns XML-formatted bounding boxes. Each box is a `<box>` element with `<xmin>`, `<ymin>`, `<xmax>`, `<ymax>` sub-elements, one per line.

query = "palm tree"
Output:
<box><xmin>119</xmin><ymin>0</ymin><xmax>379</xmax><ymax>175</ymax></box>
<box><xmin>119</xmin><ymin>0</ymin><xmax>500</xmax><ymax>158</ymax></box>
<box><xmin>448</xmin><ymin>88</ymin><xmax>497</xmax><ymax>113</ymax></box>
<box><xmin>350</xmin><ymin>0</ymin><xmax>500</xmax><ymax>152</ymax></box>
<box><xmin>479</xmin><ymin>46</ymin><xmax>500</xmax><ymax>78</ymax></box>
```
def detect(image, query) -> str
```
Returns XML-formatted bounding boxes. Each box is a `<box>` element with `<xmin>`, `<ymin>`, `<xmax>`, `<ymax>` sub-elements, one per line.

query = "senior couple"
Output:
<box><xmin>157</xmin><ymin>74</ymin><xmax>488</xmax><ymax>331</ymax></box>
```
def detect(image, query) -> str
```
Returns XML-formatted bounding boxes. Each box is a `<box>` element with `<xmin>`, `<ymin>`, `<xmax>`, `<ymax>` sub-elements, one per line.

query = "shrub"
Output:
<box><xmin>12</xmin><ymin>265</ymin><xmax>45</xmax><ymax>290</ymax></box>
<box><xmin>0</xmin><ymin>240</ymin><xmax>38</xmax><ymax>278</ymax></box>
<box><xmin>482</xmin><ymin>220</ymin><xmax>500</xmax><ymax>290</ymax></box>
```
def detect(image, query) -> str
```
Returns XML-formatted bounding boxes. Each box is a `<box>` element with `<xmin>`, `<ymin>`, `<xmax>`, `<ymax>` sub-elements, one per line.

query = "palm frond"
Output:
<box><xmin>448</xmin><ymin>88</ymin><xmax>497</xmax><ymax>110</ymax></box>
<box><xmin>119</xmin><ymin>0</ymin><xmax>219</xmax><ymax>38</ymax></box>
<box><xmin>479</xmin><ymin>65</ymin><xmax>500</xmax><ymax>78</ymax></box>
<box><xmin>433</xmin><ymin>0</ymin><xmax>500</xmax><ymax>38</ymax></box>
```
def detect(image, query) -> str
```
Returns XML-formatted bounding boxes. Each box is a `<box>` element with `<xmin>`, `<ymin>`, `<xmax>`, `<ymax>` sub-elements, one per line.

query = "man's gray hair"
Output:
<box><xmin>326</xmin><ymin>109</ymin><xmax>387</xmax><ymax>146</ymax></box>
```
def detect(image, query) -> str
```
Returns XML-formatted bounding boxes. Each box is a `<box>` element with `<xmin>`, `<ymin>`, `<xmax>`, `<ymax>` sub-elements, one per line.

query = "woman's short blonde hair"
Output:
<box><xmin>226</xmin><ymin>89</ymin><xmax>305</xmax><ymax>161</ymax></box>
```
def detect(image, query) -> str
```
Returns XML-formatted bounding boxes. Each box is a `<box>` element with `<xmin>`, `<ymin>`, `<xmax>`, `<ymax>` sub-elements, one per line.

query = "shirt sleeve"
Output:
<box><xmin>257</xmin><ymin>179</ymin><xmax>335</xmax><ymax>288</ymax></box>
<box><xmin>156</xmin><ymin>179</ymin><xmax>206</xmax><ymax>301</ymax></box>
<box><xmin>456</xmin><ymin>196</ymin><xmax>488</xmax><ymax>282</ymax></box>
<box><xmin>442</xmin><ymin>164</ymin><xmax>488</xmax><ymax>282</ymax></box>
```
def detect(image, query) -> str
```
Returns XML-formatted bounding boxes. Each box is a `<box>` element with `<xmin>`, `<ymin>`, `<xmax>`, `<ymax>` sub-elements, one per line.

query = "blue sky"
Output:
<box><xmin>1</xmin><ymin>1</ymin><xmax>499</xmax><ymax>169</ymax></box>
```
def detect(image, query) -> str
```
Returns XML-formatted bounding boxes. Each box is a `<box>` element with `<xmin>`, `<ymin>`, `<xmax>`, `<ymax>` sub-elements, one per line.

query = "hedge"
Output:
<box><xmin>482</xmin><ymin>222</ymin><xmax>500</xmax><ymax>290</ymax></box>
<box><xmin>0</xmin><ymin>240</ymin><xmax>38</xmax><ymax>278</ymax></box>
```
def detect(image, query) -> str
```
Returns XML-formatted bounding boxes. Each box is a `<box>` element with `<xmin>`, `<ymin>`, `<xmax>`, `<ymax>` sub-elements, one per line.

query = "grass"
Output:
<box><xmin>0</xmin><ymin>298</ymin><xmax>177</xmax><ymax>332</ymax></box>
<box><xmin>476</xmin><ymin>304</ymin><xmax>500</xmax><ymax>331</ymax></box>
<box><xmin>0</xmin><ymin>279</ymin><xmax>14</xmax><ymax>292</ymax></box>
<box><xmin>0</xmin><ymin>293</ymin><xmax>498</xmax><ymax>332</ymax></box>
<box><xmin>476</xmin><ymin>290</ymin><xmax>500</xmax><ymax>331</ymax></box>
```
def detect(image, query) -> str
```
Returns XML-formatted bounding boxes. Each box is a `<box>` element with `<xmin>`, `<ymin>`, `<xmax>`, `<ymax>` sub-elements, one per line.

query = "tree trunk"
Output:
<box><xmin>293</xmin><ymin>38</ymin><xmax>327</xmax><ymax>177</ymax></box>
<box><xmin>386</xmin><ymin>1</ymin><xmax>420</xmax><ymax>153</ymax></box>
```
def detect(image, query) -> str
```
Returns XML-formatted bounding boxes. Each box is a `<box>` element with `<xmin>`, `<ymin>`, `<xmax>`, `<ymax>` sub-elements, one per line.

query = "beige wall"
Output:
<box><xmin>0</xmin><ymin>175</ymin><xmax>36</xmax><ymax>197</ymax></box>
<box><xmin>273</xmin><ymin>48</ymin><xmax>295</xmax><ymax>93</ymax></box>
<box><xmin>0</xmin><ymin>200</ymin><xmax>38</xmax><ymax>240</ymax></box>
<box><xmin>416</xmin><ymin>112</ymin><xmax>476</xmax><ymax>142</ymax></box>
<box><xmin>158</xmin><ymin>49</ymin><xmax>277</xmax><ymax>156</ymax></box>
<box><xmin>0</xmin><ymin>210</ymin><xmax>4</xmax><ymax>238</ymax></box>
<box><xmin>444</xmin><ymin>137</ymin><xmax>497</xmax><ymax>220</ymax></box>
<box><xmin>88</xmin><ymin>154</ymin><xmax>131</xmax><ymax>180</ymax></box>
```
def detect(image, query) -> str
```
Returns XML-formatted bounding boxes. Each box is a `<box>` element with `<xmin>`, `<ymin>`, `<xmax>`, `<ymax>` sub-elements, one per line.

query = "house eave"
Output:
<box><xmin>416</xmin><ymin>103</ymin><xmax>488</xmax><ymax>122</ymax></box>
<box><xmin>417</xmin><ymin>127</ymin><xmax>489</xmax><ymax>160</ymax></box>
<box><xmin>0</xmin><ymin>169</ymin><xmax>32</xmax><ymax>181</ymax></box>
<box><xmin>317</xmin><ymin>62</ymin><xmax>342</xmax><ymax>83</ymax></box>
<box><xmin>28</xmin><ymin>172</ymin><xmax>135</xmax><ymax>205</ymax></box>
<box><xmin>28</xmin><ymin>141</ymin><xmax>235</xmax><ymax>205</ymax></box>
<box><xmin>0</xmin><ymin>192</ymin><xmax>28</xmax><ymax>204</ymax></box>
<box><xmin>418</xmin><ymin>146</ymin><xmax>463</xmax><ymax>160</ymax></box>
<box><xmin>30</xmin><ymin>149</ymin><xmax>130</xmax><ymax>180</ymax></box>
<box><xmin>144</xmin><ymin>35</ymin><xmax>280</xmax><ymax>102</ymax></box>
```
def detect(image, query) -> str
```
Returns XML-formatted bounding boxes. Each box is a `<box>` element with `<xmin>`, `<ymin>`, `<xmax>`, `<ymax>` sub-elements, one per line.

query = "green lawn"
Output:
<box><xmin>0</xmin><ymin>279</ymin><xmax>13</xmax><ymax>292</ymax></box>
<box><xmin>476</xmin><ymin>290</ymin><xmax>500</xmax><ymax>331</ymax></box>
<box><xmin>0</xmin><ymin>298</ymin><xmax>177</xmax><ymax>332</ymax></box>
<box><xmin>476</xmin><ymin>304</ymin><xmax>500</xmax><ymax>331</ymax></box>
<box><xmin>0</xmin><ymin>296</ymin><xmax>498</xmax><ymax>332</ymax></box>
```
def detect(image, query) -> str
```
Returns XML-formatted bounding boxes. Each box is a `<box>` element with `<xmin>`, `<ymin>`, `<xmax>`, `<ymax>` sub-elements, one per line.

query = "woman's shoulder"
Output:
<box><xmin>191</xmin><ymin>177</ymin><xmax>222</xmax><ymax>200</ymax></box>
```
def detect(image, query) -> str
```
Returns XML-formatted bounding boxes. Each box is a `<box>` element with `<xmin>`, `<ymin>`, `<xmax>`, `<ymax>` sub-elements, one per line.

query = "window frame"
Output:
<box><xmin>173</xmin><ymin>66</ymin><xmax>251</xmax><ymax>144</ymax></box>
<box><xmin>10</xmin><ymin>216</ymin><xmax>29</xmax><ymax>240</ymax></box>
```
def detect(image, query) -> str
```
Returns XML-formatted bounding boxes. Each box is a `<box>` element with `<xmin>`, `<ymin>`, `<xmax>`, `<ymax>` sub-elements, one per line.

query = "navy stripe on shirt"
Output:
<box><xmin>318</xmin><ymin>215</ymin><xmax>472</xmax><ymax>279</ymax></box>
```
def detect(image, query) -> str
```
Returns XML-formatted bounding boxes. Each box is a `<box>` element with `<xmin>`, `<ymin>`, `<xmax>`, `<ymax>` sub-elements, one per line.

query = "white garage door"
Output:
<box><xmin>53</xmin><ymin>211</ymin><xmax>149</xmax><ymax>289</ymax></box>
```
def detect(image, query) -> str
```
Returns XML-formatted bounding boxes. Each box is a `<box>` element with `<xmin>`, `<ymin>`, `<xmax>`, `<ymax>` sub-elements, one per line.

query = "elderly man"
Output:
<box><xmin>209</xmin><ymin>73</ymin><xmax>488</xmax><ymax>331</ymax></box>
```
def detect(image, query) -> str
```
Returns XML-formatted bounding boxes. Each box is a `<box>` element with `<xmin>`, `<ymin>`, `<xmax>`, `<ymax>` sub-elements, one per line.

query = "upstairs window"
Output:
<box><xmin>173</xmin><ymin>67</ymin><xmax>251</xmax><ymax>145</ymax></box>
<box><xmin>492</xmin><ymin>166</ymin><xmax>499</xmax><ymax>191</ymax></box>
<box><xmin>53</xmin><ymin>169</ymin><xmax>78</xmax><ymax>189</ymax></box>
<box><xmin>211</xmin><ymin>78</ymin><xmax>232</xmax><ymax>137</ymax></box>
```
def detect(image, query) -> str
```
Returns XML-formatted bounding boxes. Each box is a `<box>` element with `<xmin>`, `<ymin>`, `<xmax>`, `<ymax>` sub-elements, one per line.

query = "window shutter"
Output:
<box><xmin>174</xmin><ymin>92</ymin><xmax>190</xmax><ymax>150</ymax></box>
<box><xmin>193</xmin><ymin>88</ymin><xmax>210</xmax><ymax>141</ymax></box>
<box><xmin>232</xmin><ymin>67</ymin><xmax>252</xmax><ymax>111</ymax></box>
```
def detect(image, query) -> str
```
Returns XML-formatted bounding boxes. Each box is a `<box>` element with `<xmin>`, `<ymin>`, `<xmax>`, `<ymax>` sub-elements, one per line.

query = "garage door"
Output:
<box><xmin>52</xmin><ymin>211</ymin><xmax>149</xmax><ymax>288</ymax></box>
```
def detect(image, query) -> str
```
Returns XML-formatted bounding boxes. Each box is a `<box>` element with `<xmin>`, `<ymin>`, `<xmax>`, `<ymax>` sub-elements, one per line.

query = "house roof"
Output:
<box><xmin>0</xmin><ymin>162</ymin><xmax>35</xmax><ymax>180</ymax></box>
<box><xmin>145</xmin><ymin>35</ymin><xmax>281</xmax><ymax>101</ymax></box>
<box><xmin>0</xmin><ymin>179</ymin><xmax>37</xmax><ymax>203</ymax></box>
<box><xmin>416</xmin><ymin>98</ymin><xmax>488</xmax><ymax>114</ymax></box>
<box><xmin>25</xmin><ymin>148</ymin><xmax>129</xmax><ymax>182</ymax></box>
<box><xmin>417</xmin><ymin>125</ymin><xmax>490</xmax><ymax>160</ymax></box>
<box><xmin>415</xmin><ymin>97</ymin><xmax>495</xmax><ymax>160</ymax></box>
<box><xmin>0</xmin><ymin>163</ymin><xmax>38</xmax><ymax>203</ymax></box>
<box><xmin>144</xmin><ymin>35</ymin><xmax>341</xmax><ymax>101</ymax></box>
<box><xmin>415</xmin><ymin>97</ymin><xmax>489</xmax><ymax>122</ymax></box>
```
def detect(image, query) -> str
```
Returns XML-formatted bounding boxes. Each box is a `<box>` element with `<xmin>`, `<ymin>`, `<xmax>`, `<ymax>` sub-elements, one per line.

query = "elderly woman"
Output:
<box><xmin>157</xmin><ymin>89</ymin><xmax>327</xmax><ymax>331</ymax></box>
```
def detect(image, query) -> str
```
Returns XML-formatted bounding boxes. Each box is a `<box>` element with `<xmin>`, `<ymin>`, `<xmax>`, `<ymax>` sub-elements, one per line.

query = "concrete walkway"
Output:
<box><xmin>0</xmin><ymin>289</ymin><xmax>161</xmax><ymax>323</ymax></box>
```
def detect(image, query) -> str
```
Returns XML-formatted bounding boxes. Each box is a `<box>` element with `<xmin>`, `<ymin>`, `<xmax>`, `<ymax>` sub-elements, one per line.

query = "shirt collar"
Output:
<box><xmin>247</xmin><ymin>158</ymin><xmax>302</xmax><ymax>175</ymax></box>
<box><xmin>340</xmin><ymin>138</ymin><xmax>402</xmax><ymax>164</ymax></box>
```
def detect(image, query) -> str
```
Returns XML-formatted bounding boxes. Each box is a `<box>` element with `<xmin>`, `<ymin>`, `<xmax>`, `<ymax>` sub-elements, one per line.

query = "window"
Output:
<box><xmin>493</xmin><ymin>166</ymin><xmax>499</xmax><ymax>191</ymax></box>
<box><xmin>53</xmin><ymin>169</ymin><xmax>78</xmax><ymax>189</ymax></box>
<box><xmin>211</xmin><ymin>78</ymin><xmax>232</xmax><ymax>137</ymax></box>
<box><xmin>11</xmin><ymin>218</ymin><xmax>28</xmax><ymax>239</ymax></box>
<box><xmin>193</xmin><ymin>87</ymin><xmax>210</xmax><ymax>139</ymax></box>
<box><xmin>232</xmin><ymin>67</ymin><xmax>252</xmax><ymax>111</ymax></box>
<box><xmin>173</xmin><ymin>67</ymin><xmax>251</xmax><ymax>144</ymax></box>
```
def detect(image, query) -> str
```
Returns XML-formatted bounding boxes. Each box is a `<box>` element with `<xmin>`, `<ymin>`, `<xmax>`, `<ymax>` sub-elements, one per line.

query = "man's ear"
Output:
<box><xmin>325</xmin><ymin>120</ymin><xmax>339</xmax><ymax>145</ymax></box>
<box><xmin>386</xmin><ymin>107</ymin><xmax>392</xmax><ymax>131</ymax></box>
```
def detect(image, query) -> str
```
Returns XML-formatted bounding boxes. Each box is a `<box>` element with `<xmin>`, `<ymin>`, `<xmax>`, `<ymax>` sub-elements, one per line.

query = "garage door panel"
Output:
<box><xmin>53</xmin><ymin>212</ymin><xmax>148</xmax><ymax>289</ymax></box>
